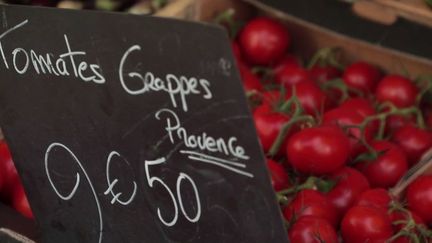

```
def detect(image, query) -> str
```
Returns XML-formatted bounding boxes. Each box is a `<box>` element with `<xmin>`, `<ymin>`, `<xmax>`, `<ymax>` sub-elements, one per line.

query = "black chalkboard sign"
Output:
<box><xmin>0</xmin><ymin>4</ymin><xmax>288</xmax><ymax>243</ymax></box>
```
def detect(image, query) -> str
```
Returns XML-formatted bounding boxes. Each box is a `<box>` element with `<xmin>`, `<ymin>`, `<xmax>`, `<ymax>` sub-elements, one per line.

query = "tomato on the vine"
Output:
<box><xmin>342</xmin><ymin>61</ymin><xmax>381</xmax><ymax>93</ymax></box>
<box><xmin>266</xmin><ymin>159</ymin><xmax>291</xmax><ymax>191</ymax></box>
<box><xmin>406</xmin><ymin>175</ymin><xmax>432</xmax><ymax>224</ymax></box>
<box><xmin>231</xmin><ymin>41</ymin><xmax>242</xmax><ymax>63</ymax></box>
<box><xmin>375</xmin><ymin>75</ymin><xmax>418</xmax><ymax>108</ymax></box>
<box><xmin>275</xmin><ymin>65</ymin><xmax>310</xmax><ymax>87</ymax></box>
<box><xmin>326</xmin><ymin>167</ymin><xmax>370</xmax><ymax>218</ymax></box>
<box><xmin>273</xmin><ymin>54</ymin><xmax>300</xmax><ymax>74</ymax></box>
<box><xmin>283</xmin><ymin>189</ymin><xmax>338</xmax><ymax>227</ymax></box>
<box><xmin>239</xmin><ymin>17</ymin><xmax>290</xmax><ymax>65</ymax></box>
<box><xmin>392</xmin><ymin>125</ymin><xmax>432</xmax><ymax>165</ymax></box>
<box><xmin>322</xmin><ymin>107</ymin><xmax>374</xmax><ymax>157</ymax></box>
<box><xmin>385</xmin><ymin>115</ymin><xmax>415</xmax><ymax>136</ymax></box>
<box><xmin>288</xmin><ymin>216</ymin><xmax>338</xmax><ymax>243</ymax></box>
<box><xmin>340</xmin><ymin>97</ymin><xmax>376</xmax><ymax>118</ymax></box>
<box><xmin>0</xmin><ymin>140</ymin><xmax>19</xmax><ymax>201</ymax></box>
<box><xmin>390</xmin><ymin>210</ymin><xmax>425</xmax><ymax>231</ymax></box>
<box><xmin>355</xmin><ymin>188</ymin><xmax>391</xmax><ymax>210</ymax></box>
<box><xmin>253</xmin><ymin>104</ymin><xmax>291</xmax><ymax>155</ymax></box>
<box><xmin>238</xmin><ymin>62</ymin><xmax>263</xmax><ymax>92</ymax></box>
<box><xmin>287</xmin><ymin>81</ymin><xmax>327</xmax><ymax>115</ymax></box>
<box><xmin>309</xmin><ymin>65</ymin><xmax>341</xmax><ymax>83</ymax></box>
<box><xmin>11</xmin><ymin>181</ymin><xmax>33</xmax><ymax>219</ymax></box>
<box><xmin>341</xmin><ymin>205</ymin><xmax>393</xmax><ymax>243</ymax></box>
<box><xmin>357</xmin><ymin>140</ymin><xmax>408</xmax><ymax>188</ymax></box>
<box><xmin>286</xmin><ymin>126</ymin><xmax>350</xmax><ymax>175</ymax></box>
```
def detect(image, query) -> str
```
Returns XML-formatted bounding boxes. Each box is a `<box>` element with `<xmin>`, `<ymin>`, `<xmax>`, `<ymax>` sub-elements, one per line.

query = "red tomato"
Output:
<box><xmin>341</xmin><ymin>206</ymin><xmax>393</xmax><ymax>243</ymax></box>
<box><xmin>309</xmin><ymin>65</ymin><xmax>341</xmax><ymax>83</ymax></box>
<box><xmin>0</xmin><ymin>140</ymin><xmax>19</xmax><ymax>201</ymax></box>
<box><xmin>385</xmin><ymin>115</ymin><xmax>415</xmax><ymax>136</ymax></box>
<box><xmin>260</xmin><ymin>90</ymin><xmax>282</xmax><ymax>107</ymax></box>
<box><xmin>357</xmin><ymin>141</ymin><xmax>408</xmax><ymax>188</ymax></box>
<box><xmin>253</xmin><ymin>104</ymin><xmax>291</xmax><ymax>154</ymax></box>
<box><xmin>342</xmin><ymin>62</ymin><xmax>381</xmax><ymax>93</ymax></box>
<box><xmin>340</xmin><ymin>97</ymin><xmax>376</xmax><ymax>118</ymax></box>
<box><xmin>392</xmin><ymin>125</ymin><xmax>432</xmax><ymax>165</ymax></box>
<box><xmin>355</xmin><ymin>188</ymin><xmax>391</xmax><ymax>210</ymax></box>
<box><xmin>322</xmin><ymin>107</ymin><xmax>374</xmax><ymax>156</ymax></box>
<box><xmin>273</xmin><ymin>54</ymin><xmax>300</xmax><ymax>75</ymax></box>
<box><xmin>287</xmin><ymin>126</ymin><xmax>350</xmax><ymax>175</ymax></box>
<box><xmin>406</xmin><ymin>175</ymin><xmax>432</xmax><ymax>224</ymax></box>
<box><xmin>283</xmin><ymin>189</ymin><xmax>338</xmax><ymax>226</ymax></box>
<box><xmin>267</xmin><ymin>159</ymin><xmax>291</xmax><ymax>191</ymax></box>
<box><xmin>375</xmin><ymin>75</ymin><xmax>418</xmax><ymax>108</ymax></box>
<box><xmin>287</xmin><ymin>82</ymin><xmax>327</xmax><ymax>115</ymax></box>
<box><xmin>238</xmin><ymin>62</ymin><xmax>263</xmax><ymax>92</ymax></box>
<box><xmin>275</xmin><ymin>65</ymin><xmax>310</xmax><ymax>87</ymax></box>
<box><xmin>231</xmin><ymin>41</ymin><xmax>242</xmax><ymax>63</ymax></box>
<box><xmin>326</xmin><ymin>167</ymin><xmax>370</xmax><ymax>218</ymax></box>
<box><xmin>288</xmin><ymin>216</ymin><xmax>338</xmax><ymax>243</ymax></box>
<box><xmin>239</xmin><ymin>17</ymin><xmax>290</xmax><ymax>65</ymax></box>
<box><xmin>11</xmin><ymin>181</ymin><xmax>34</xmax><ymax>219</ymax></box>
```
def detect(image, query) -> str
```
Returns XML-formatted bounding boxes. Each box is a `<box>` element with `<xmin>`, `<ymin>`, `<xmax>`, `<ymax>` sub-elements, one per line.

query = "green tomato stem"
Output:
<box><xmin>268</xmin><ymin>115</ymin><xmax>315</xmax><ymax>157</ymax></box>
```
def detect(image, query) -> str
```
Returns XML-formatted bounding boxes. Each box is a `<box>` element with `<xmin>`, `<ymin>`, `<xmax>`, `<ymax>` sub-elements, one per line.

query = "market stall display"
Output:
<box><xmin>0</xmin><ymin>0</ymin><xmax>431</xmax><ymax>242</ymax></box>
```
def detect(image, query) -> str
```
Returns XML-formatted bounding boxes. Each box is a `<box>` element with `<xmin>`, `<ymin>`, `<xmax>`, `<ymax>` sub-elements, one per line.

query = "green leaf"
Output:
<box><xmin>425</xmin><ymin>0</ymin><xmax>432</xmax><ymax>7</ymax></box>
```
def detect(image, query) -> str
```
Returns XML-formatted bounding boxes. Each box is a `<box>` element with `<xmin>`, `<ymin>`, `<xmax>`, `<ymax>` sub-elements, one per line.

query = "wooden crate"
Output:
<box><xmin>353</xmin><ymin>0</ymin><xmax>432</xmax><ymax>28</ymax></box>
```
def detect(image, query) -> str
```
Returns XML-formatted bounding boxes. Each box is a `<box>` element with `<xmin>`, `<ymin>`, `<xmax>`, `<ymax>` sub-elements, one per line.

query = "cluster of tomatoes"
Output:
<box><xmin>229</xmin><ymin>15</ymin><xmax>432</xmax><ymax>243</ymax></box>
<box><xmin>0</xmin><ymin>140</ymin><xmax>33</xmax><ymax>219</ymax></box>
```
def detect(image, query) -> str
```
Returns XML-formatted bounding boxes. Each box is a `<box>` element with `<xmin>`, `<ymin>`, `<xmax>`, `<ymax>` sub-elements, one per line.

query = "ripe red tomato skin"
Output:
<box><xmin>342</xmin><ymin>61</ymin><xmax>381</xmax><ymax>93</ymax></box>
<box><xmin>287</xmin><ymin>82</ymin><xmax>327</xmax><ymax>115</ymax></box>
<box><xmin>288</xmin><ymin>216</ymin><xmax>338</xmax><ymax>243</ymax></box>
<box><xmin>340</xmin><ymin>97</ymin><xmax>376</xmax><ymax>118</ymax></box>
<box><xmin>283</xmin><ymin>189</ymin><xmax>339</xmax><ymax>227</ymax></box>
<box><xmin>239</xmin><ymin>17</ymin><xmax>290</xmax><ymax>65</ymax></box>
<box><xmin>385</xmin><ymin>115</ymin><xmax>415</xmax><ymax>136</ymax></box>
<box><xmin>238</xmin><ymin>62</ymin><xmax>263</xmax><ymax>92</ymax></box>
<box><xmin>406</xmin><ymin>175</ymin><xmax>432</xmax><ymax>224</ymax></box>
<box><xmin>309</xmin><ymin>65</ymin><xmax>341</xmax><ymax>83</ymax></box>
<box><xmin>375</xmin><ymin>75</ymin><xmax>418</xmax><ymax>108</ymax></box>
<box><xmin>326</xmin><ymin>167</ymin><xmax>370</xmax><ymax>219</ymax></box>
<box><xmin>355</xmin><ymin>188</ymin><xmax>391</xmax><ymax>210</ymax></box>
<box><xmin>322</xmin><ymin>107</ymin><xmax>374</xmax><ymax>157</ymax></box>
<box><xmin>392</xmin><ymin>125</ymin><xmax>432</xmax><ymax>165</ymax></box>
<box><xmin>11</xmin><ymin>182</ymin><xmax>34</xmax><ymax>219</ymax></box>
<box><xmin>341</xmin><ymin>206</ymin><xmax>393</xmax><ymax>243</ymax></box>
<box><xmin>286</xmin><ymin>126</ymin><xmax>350</xmax><ymax>175</ymax></box>
<box><xmin>273</xmin><ymin>54</ymin><xmax>300</xmax><ymax>75</ymax></box>
<box><xmin>253</xmin><ymin>104</ymin><xmax>291</xmax><ymax>155</ymax></box>
<box><xmin>0</xmin><ymin>140</ymin><xmax>19</xmax><ymax>201</ymax></box>
<box><xmin>266</xmin><ymin>159</ymin><xmax>291</xmax><ymax>191</ymax></box>
<box><xmin>275</xmin><ymin>65</ymin><xmax>310</xmax><ymax>87</ymax></box>
<box><xmin>231</xmin><ymin>41</ymin><xmax>242</xmax><ymax>63</ymax></box>
<box><xmin>357</xmin><ymin>140</ymin><xmax>408</xmax><ymax>188</ymax></box>
<box><xmin>260</xmin><ymin>90</ymin><xmax>282</xmax><ymax>107</ymax></box>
